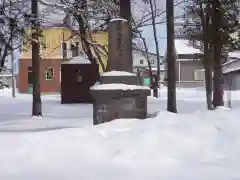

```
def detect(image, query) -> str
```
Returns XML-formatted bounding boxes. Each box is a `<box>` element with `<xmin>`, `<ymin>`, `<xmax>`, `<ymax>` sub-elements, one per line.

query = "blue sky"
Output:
<box><xmin>141</xmin><ymin>24</ymin><xmax>167</xmax><ymax>55</ymax></box>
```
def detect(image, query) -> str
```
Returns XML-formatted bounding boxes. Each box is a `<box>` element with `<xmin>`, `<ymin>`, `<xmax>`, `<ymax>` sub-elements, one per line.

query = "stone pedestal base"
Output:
<box><xmin>100</xmin><ymin>75</ymin><xmax>143</xmax><ymax>85</ymax></box>
<box><xmin>90</xmin><ymin>86</ymin><xmax>150</xmax><ymax>125</ymax></box>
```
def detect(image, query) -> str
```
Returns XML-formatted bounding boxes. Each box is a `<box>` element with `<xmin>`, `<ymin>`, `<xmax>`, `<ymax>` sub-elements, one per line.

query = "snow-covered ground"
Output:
<box><xmin>0</xmin><ymin>88</ymin><xmax>92</xmax><ymax>131</ymax></box>
<box><xmin>0</xmin><ymin>87</ymin><xmax>240</xmax><ymax>179</ymax></box>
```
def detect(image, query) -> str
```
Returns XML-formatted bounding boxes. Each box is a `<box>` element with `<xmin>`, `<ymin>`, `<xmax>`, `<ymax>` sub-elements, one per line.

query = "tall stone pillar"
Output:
<box><xmin>107</xmin><ymin>19</ymin><xmax>133</xmax><ymax>72</ymax></box>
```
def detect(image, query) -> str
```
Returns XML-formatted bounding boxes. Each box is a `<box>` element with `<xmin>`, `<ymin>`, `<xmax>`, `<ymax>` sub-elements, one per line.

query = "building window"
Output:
<box><xmin>151</xmin><ymin>60</ymin><xmax>155</xmax><ymax>64</ymax></box>
<box><xmin>28</xmin><ymin>67</ymin><xmax>33</xmax><ymax>85</ymax></box>
<box><xmin>194</xmin><ymin>70</ymin><xmax>204</xmax><ymax>81</ymax></box>
<box><xmin>28</xmin><ymin>66</ymin><xmax>33</xmax><ymax>71</ymax></box>
<box><xmin>45</xmin><ymin>67</ymin><xmax>54</xmax><ymax>80</ymax></box>
<box><xmin>140</xmin><ymin>59</ymin><xmax>144</xmax><ymax>64</ymax></box>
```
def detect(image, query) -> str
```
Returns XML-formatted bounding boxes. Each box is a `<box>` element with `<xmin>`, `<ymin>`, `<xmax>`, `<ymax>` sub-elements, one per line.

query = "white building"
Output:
<box><xmin>132</xmin><ymin>48</ymin><xmax>165</xmax><ymax>78</ymax></box>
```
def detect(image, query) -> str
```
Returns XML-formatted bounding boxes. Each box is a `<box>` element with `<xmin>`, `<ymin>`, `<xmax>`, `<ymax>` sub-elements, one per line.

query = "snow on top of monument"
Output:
<box><xmin>91</xmin><ymin>83</ymin><xmax>150</xmax><ymax>91</ymax></box>
<box><xmin>109</xmin><ymin>18</ymin><xmax>128</xmax><ymax>23</ymax></box>
<box><xmin>62</xmin><ymin>56</ymin><xmax>91</xmax><ymax>64</ymax></box>
<box><xmin>102</xmin><ymin>71</ymin><xmax>136</xmax><ymax>76</ymax></box>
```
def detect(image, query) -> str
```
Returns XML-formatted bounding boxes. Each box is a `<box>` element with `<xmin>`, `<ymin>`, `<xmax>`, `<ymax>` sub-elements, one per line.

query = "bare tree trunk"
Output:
<box><xmin>31</xmin><ymin>0</ymin><xmax>42</xmax><ymax>116</ymax></box>
<box><xmin>204</xmin><ymin>62</ymin><xmax>213</xmax><ymax>109</ymax></box>
<box><xmin>91</xmin><ymin>40</ymin><xmax>106</xmax><ymax>72</ymax></box>
<box><xmin>120</xmin><ymin>0</ymin><xmax>131</xmax><ymax>22</ymax></box>
<box><xmin>143</xmin><ymin>38</ymin><xmax>154</xmax><ymax>96</ymax></box>
<box><xmin>212</xmin><ymin>46</ymin><xmax>224</xmax><ymax>108</ymax></box>
<box><xmin>0</xmin><ymin>37</ymin><xmax>13</xmax><ymax>71</ymax></box>
<box><xmin>197</xmin><ymin>0</ymin><xmax>214</xmax><ymax>110</ymax></box>
<box><xmin>69</xmin><ymin>0</ymin><xmax>105</xmax><ymax>74</ymax></box>
<box><xmin>75</xmin><ymin>0</ymin><xmax>97</xmax><ymax>65</ymax></box>
<box><xmin>141</xmin><ymin>37</ymin><xmax>154</xmax><ymax>93</ymax></box>
<box><xmin>212</xmin><ymin>0</ymin><xmax>224</xmax><ymax>108</ymax></box>
<box><xmin>9</xmin><ymin>0</ymin><xmax>16</xmax><ymax>98</ymax></box>
<box><xmin>133</xmin><ymin>21</ymin><xmax>154</xmax><ymax>95</ymax></box>
<box><xmin>149</xmin><ymin>0</ymin><xmax>160</xmax><ymax>98</ymax></box>
<box><xmin>227</xmin><ymin>76</ymin><xmax>232</xmax><ymax>108</ymax></box>
<box><xmin>200</xmin><ymin>2</ymin><xmax>213</xmax><ymax>110</ymax></box>
<box><xmin>166</xmin><ymin>0</ymin><xmax>177</xmax><ymax>113</ymax></box>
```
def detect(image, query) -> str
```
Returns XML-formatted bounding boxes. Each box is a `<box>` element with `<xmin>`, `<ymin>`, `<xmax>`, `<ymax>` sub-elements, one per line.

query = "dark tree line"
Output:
<box><xmin>183</xmin><ymin>0</ymin><xmax>240</xmax><ymax>109</ymax></box>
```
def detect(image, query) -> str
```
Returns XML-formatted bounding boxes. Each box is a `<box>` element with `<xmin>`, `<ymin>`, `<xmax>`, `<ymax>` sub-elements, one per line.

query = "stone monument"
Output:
<box><xmin>107</xmin><ymin>18</ymin><xmax>132</xmax><ymax>72</ymax></box>
<box><xmin>90</xmin><ymin>18</ymin><xmax>151</xmax><ymax>125</ymax></box>
<box><xmin>103</xmin><ymin>18</ymin><xmax>143</xmax><ymax>85</ymax></box>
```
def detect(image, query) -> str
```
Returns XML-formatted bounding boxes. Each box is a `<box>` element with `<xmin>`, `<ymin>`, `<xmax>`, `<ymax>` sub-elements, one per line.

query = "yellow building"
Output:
<box><xmin>18</xmin><ymin>26</ymin><xmax>108</xmax><ymax>93</ymax></box>
<box><xmin>20</xmin><ymin>26</ymin><xmax>108</xmax><ymax>72</ymax></box>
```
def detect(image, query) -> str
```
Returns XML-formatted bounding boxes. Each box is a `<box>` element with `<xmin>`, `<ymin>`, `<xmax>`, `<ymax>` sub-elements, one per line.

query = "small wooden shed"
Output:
<box><xmin>61</xmin><ymin>56</ymin><xmax>99</xmax><ymax>104</ymax></box>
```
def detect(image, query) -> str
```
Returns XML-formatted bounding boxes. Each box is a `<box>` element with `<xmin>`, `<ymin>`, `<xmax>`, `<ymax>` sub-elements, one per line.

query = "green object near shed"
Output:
<box><xmin>27</xmin><ymin>84</ymin><xmax>33</xmax><ymax>93</ymax></box>
<box><xmin>143</xmin><ymin>77</ymin><xmax>150</xmax><ymax>86</ymax></box>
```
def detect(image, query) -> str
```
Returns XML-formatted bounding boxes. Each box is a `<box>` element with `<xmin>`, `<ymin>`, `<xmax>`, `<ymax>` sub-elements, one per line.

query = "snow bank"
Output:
<box><xmin>62</xmin><ymin>56</ymin><xmax>91</xmax><ymax>64</ymax></box>
<box><xmin>102</xmin><ymin>71</ymin><xmax>136</xmax><ymax>76</ymax></box>
<box><xmin>31</xmin><ymin>116</ymin><xmax>43</xmax><ymax>120</ymax></box>
<box><xmin>90</xmin><ymin>83</ymin><xmax>150</xmax><ymax>90</ymax></box>
<box><xmin>0</xmin><ymin>87</ymin><xmax>12</xmax><ymax>96</ymax></box>
<box><xmin>0</xmin><ymin>108</ymin><xmax>240</xmax><ymax>180</ymax></box>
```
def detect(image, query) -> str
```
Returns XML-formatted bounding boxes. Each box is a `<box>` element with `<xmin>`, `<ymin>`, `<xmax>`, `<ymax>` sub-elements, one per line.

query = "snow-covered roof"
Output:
<box><xmin>102</xmin><ymin>71</ymin><xmax>136</xmax><ymax>76</ymax></box>
<box><xmin>163</xmin><ymin>39</ymin><xmax>201</xmax><ymax>61</ymax></box>
<box><xmin>132</xmin><ymin>48</ymin><xmax>163</xmax><ymax>58</ymax></box>
<box><xmin>223</xmin><ymin>67</ymin><xmax>240</xmax><ymax>74</ymax></box>
<box><xmin>90</xmin><ymin>83</ymin><xmax>150</xmax><ymax>90</ymax></box>
<box><xmin>62</xmin><ymin>56</ymin><xmax>91</xmax><ymax>64</ymax></box>
<box><xmin>222</xmin><ymin>52</ymin><xmax>240</xmax><ymax>73</ymax></box>
<box><xmin>175</xmin><ymin>40</ymin><xmax>200</xmax><ymax>55</ymax></box>
<box><xmin>228</xmin><ymin>51</ymin><xmax>240</xmax><ymax>59</ymax></box>
<box><xmin>223</xmin><ymin>57</ymin><xmax>240</xmax><ymax>74</ymax></box>
<box><xmin>150</xmin><ymin>66</ymin><xmax>165</xmax><ymax>71</ymax></box>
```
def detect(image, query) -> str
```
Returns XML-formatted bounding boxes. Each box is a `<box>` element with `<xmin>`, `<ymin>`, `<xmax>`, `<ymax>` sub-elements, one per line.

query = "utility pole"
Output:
<box><xmin>166</xmin><ymin>0</ymin><xmax>177</xmax><ymax>113</ymax></box>
<box><xmin>31</xmin><ymin>0</ymin><xmax>42</xmax><ymax>116</ymax></box>
<box><xmin>9</xmin><ymin>0</ymin><xmax>16</xmax><ymax>97</ymax></box>
<box><xmin>149</xmin><ymin>0</ymin><xmax>160</xmax><ymax>98</ymax></box>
